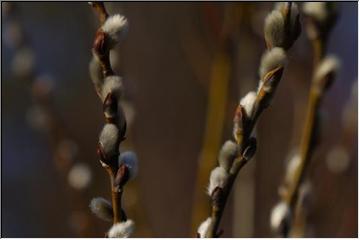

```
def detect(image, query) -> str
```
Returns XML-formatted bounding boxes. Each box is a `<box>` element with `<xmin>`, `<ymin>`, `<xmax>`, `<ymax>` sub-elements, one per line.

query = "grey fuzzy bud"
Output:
<box><xmin>89</xmin><ymin>197</ymin><xmax>113</xmax><ymax>222</ymax></box>
<box><xmin>259</xmin><ymin>47</ymin><xmax>286</xmax><ymax>80</ymax></box>
<box><xmin>240</xmin><ymin>91</ymin><xmax>257</xmax><ymax>117</ymax></box>
<box><xmin>313</xmin><ymin>56</ymin><xmax>339</xmax><ymax>91</ymax></box>
<box><xmin>265</xmin><ymin>3</ymin><xmax>301</xmax><ymax>50</ymax></box>
<box><xmin>218</xmin><ymin>140</ymin><xmax>238</xmax><ymax>172</ymax></box>
<box><xmin>101</xmin><ymin>75</ymin><xmax>124</xmax><ymax>102</ymax></box>
<box><xmin>208</xmin><ymin>166</ymin><xmax>228</xmax><ymax>196</ymax></box>
<box><xmin>108</xmin><ymin>220</ymin><xmax>135</xmax><ymax>238</ymax></box>
<box><xmin>197</xmin><ymin>217</ymin><xmax>212</xmax><ymax>238</ymax></box>
<box><xmin>101</xmin><ymin>14</ymin><xmax>129</xmax><ymax>49</ymax></box>
<box><xmin>303</xmin><ymin>2</ymin><xmax>338</xmax><ymax>40</ymax></box>
<box><xmin>270</xmin><ymin>201</ymin><xmax>292</xmax><ymax>235</ymax></box>
<box><xmin>118</xmin><ymin>151</ymin><xmax>138</xmax><ymax>180</ymax></box>
<box><xmin>264</xmin><ymin>10</ymin><xmax>285</xmax><ymax>49</ymax></box>
<box><xmin>303</xmin><ymin>2</ymin><xmax>337</xmax><ymax>25</ymax></box>
<box><xmin>99</xmin><ymin>123</ymin><xmax>119</xmax><ymax>158</ymax></box>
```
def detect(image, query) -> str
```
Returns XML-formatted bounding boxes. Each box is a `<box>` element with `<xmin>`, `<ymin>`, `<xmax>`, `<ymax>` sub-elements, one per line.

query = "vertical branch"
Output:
<box><xmin>88</xmin><ymin>2</ymin><xmax>136</xmax><ymax>237</ymax></box>
<box><xmin>191</xmin><ymin>4</ymin><xmax>242</xmax><ymax>234</ymax></box>
<box><xmin>272</xmin><ymin>2</ymin><xmax>339</xmax><ymax>237</ymax></box>
<box><xmin>196</xmin><ymin>2</ymin><xmax>301</xmax><ymax>238</ymax></box>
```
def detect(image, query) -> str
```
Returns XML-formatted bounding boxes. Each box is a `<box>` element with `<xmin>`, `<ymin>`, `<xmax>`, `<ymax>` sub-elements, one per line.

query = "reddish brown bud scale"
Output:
<box><xmin>242</xmin><ymin>137</ymin><xmax>257</xmax><ymax>161</ymax></box>
<box><xmin>103</xmin><ymin>92</ymin><xmax>118</xmax><ymax>124</ymax></box>
<box><xmin>233</xmin><ymin>105</ymin><xmax>243</xmax><ymax>124</ymax></box>
<box><xmin>263</xmin><ymin>66</ymin><xmax>284</xmax><ymax>90</ymax></box>
<box><xmin>93</xmin><ymin>30</ymin><xmax>107</xmax><ymax>55</ymax></box>
<box><xmin>211</xmin><ymin>187</ymin><xmax>224</xmax><ymax>207</ymax></box>
<box><xmin>97</xmin><ymin>143</ymin><xmax>107</xmax><ymax>162</ymax></box>
<box><xmin>89</xmin><ymin>2</ymin><xmax>109</xmax><ymax>24</ymax></box>
<box><xmin>233</xmin><ymin>105</ymin><xmax>247</xmax><ymax>145</ymax></box>
<box><xmin>114</xmin><ymin>163</ymin><xmax>130</xmax><ymax>187</ymax></box>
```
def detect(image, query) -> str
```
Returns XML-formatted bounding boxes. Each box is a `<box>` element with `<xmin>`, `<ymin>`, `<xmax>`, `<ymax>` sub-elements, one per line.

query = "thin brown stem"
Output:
<box><xmin>90</xmin><ymin>1</ymin><xmax>127</xmax><ymax>228</ymax></box>
<box><xmin>280</xmin><ymin>10</ymin><xmax>336</xmax><ymax>236</ymax></box>
<box><xmin>312</xmin><ymin>38</ymin><xmax>326</xmax><ymax>67</ymax></box>
<box><xmin>90</xmin><ymin>2</ymin><xmax>109</xmax><ymax>24</ymax></box>
<box><xmin>285</xmin><ymin>89</ymin><xmax>320</xmax><ymax>209</ymax></box>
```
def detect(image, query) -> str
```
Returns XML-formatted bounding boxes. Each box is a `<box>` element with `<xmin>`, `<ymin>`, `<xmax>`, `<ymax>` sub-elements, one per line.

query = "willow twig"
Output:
<box><xmin>88</xmin><ymin>2</ymin><xmax>136</xmax><ymax>237</ymax></box>
<box><xmin>190</xmin><ymin>4</ymin><xmax>240</xmax><ymax>235</ymax></box>
<box><xmin>272</xmin><ymin>3</ymin><xmax>339</xmax><ymax>237</ymax></box>
<box><xmin>196</xmin><ymin>2</ymin><xmax>301</xmax><ymax>238</ymax></box>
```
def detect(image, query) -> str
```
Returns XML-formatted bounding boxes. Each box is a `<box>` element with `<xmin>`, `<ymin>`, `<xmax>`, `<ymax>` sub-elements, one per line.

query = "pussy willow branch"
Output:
<box><xmin>199</xmin><ymin>3</ymin><xmax>300</xmax><ymax>238</ymax></box>
<box><xmin>90</xmin><ymin>1</ymin><xmax>129</xmax><ymax>227</ymax></box>
<box><xmin>4</xmin><ymin>3</ymin><xmax>97</xmax><ymax>236</ymax></box>
<box><xmin>277</xmin><ymin>3</ymin><xmax>339</xmax><ymax>237</ymax></box>
<box><xmin>207</xmin><ymin>156</ymin><xmax>249</xmax><ymax>237</ymax></box>
<box><xmin>191</xmin><ymin>4</ymin><xmax>239</xmax><ymax>235</ymax></box>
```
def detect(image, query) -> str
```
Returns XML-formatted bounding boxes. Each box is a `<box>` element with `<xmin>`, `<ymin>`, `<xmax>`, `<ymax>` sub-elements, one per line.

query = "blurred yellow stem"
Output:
<box><xmin>191</xmin><ymin>49</ymin><xmax>231</xmax><ymax>234</ymax></box>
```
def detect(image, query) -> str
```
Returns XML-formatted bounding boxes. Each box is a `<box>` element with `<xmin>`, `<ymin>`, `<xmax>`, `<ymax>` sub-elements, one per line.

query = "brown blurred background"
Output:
<box><xmin>2</xmin><ymin>2</ymin><xmax>357</xmax><ymax>237</ymax></box>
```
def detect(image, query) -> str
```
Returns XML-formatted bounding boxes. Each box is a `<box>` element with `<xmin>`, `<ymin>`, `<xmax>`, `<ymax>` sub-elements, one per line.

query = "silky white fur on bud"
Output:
<box><xmin>101</xmin><ymin>14</ymin><xmax>128</xmax><ymax>48</ymax></box>
<box><xmin>99</xmin><ymin>123</ymin><xmax>119</xmax><ymax>157</ymax></box>
<box><xmin>259</xmin><ymin>47</ymin><xmax>286</xmax><ymax>80</ymax></box>
<box><xmin>108</xmin><ymin>219</ymin><xmax>135</xmax><ymax>238</ymax></box>
<box><xmin>265</xmin><ymin>3</ymin><xmax>300</xmax><ymax>50</ymax></box>
<box><xmin>303</xmin><ymin>2</ymin><xmax>329</xmax><ymax>23</ymax></box>
<box><xmin>208</xmin><ymin>166</ymin><xmax>228</xmax><ymax>196</ymax></box>
<box><xmin>270</xmin><ymin>201</ymin><xmax>291</xmax><ymax>233</ymax></box>
<box><xmin>101</xmin><ymin>75</ymin><xmax>124</xmax><ymax>101</ymax></box>
<box><xmin>285</xmin><ymin>153</ymin><xmax>301</xmax><ymax>184</ymax></box>
<box><xmin>264</xmin><ymin>10</ymin><xmax>285</xmax><ymax>48</ymax></box>
<box><xmin>240</xmin><ymin>91</ymin><xmax>257</xmax><ymax>117</ymax></box>
<box><xmin>89</xmin><ymin>197</ymin><xmax>113</xmax><ymax>222</ymax></box>
<box><xmin>197</xmin><ymin>217</ymin><xmax>212</xmax><ymax>238</ymax></box>
<box><xmin>218</xmin><ymin>140</ymin><xmax>238</xmax><ymax>172</ymax></box>
<box><xmin>314</xmin><ymin>56</ymin><xmax>339</xmax><ymax>84</ymax></box>
<box><xmin>118</xmin><ymin>151</ymin><xmax>138</xmax><ymax>180</ymax></box>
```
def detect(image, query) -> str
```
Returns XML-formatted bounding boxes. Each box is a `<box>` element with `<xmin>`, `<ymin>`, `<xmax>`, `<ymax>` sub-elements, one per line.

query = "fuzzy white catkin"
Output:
<box><xmin>68</xmin><ymin>163</ymin><xmax>92</xmax><ymax>190</ymax></box>
<box><xmin>101</xmin><ymin>75</ymin><xmax>124</xmax><ymax>101</ymax></box>
<box><xmin>89</xmin><ymin>197</ymin><xmax>113</xmax><ymax>222</ymax></box>
<box><xmin>270</xmin><ymin>201</ymin><xmax>291</xmax><ymax>232</ymax></box>
<box><xmin>118</xmin><ymin>151</ymin><xmax>138</xmax><ymax>180</ymax></box>
<box><xmin>240</xmin><ymin>91</ymin><xmax>257</xmax><ymax>117</ymax></box>
<box><xmin>218</xmin><ymin>140</ymin><xmax>238</xmax><ymax>172</ymax></box>
<box><xmin>264</xmin><ymin>10</ymin><xmax>285</xmax><ymax>48</ymax></box>
<box><xmin>314</xmin><ymin>56</ymin><xmax>339</xmax><ymax>84</ymax></box>
<box><xmin>284</xmin><ymin>154</ymin><xmax>301</xmax><ymax>184</ymax></box>
<box><xmin>99</xmin><ymin>123</ymin><xmax>119</xmax><ymax>157</ymax></box>
<box><xmin>108</xmin><ymin>219</ymin><xmax>135</xmax><ymax>238</ymax></box>
<box><xmin>259</xmin><ymin>47</ymin><xmax>286</xmax><ymax>80</ymax></box>
<box><xmin>101</xmin><ymin>14</ymin><xmax>128</xmax><ymax>48</ymax></box>
<box><xmin>207</xmin><ymin>166</ymin><xmax>228</xmax><ymax>196</ymax></box>
<box><xmin>303</xmin><ymin>2</ymin><xmax>329</xmax><ymax>23</ymax></box>
<box><xmin>197</xmin><ymin>217</ymin><xmax>212</xmax><ymax>238</ymax></box>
